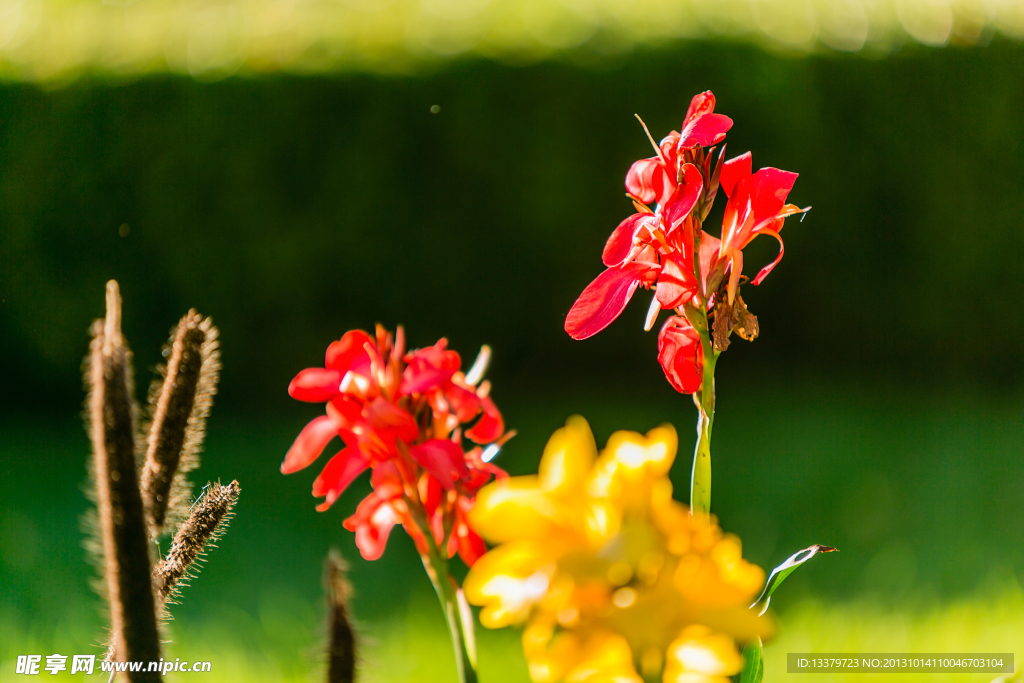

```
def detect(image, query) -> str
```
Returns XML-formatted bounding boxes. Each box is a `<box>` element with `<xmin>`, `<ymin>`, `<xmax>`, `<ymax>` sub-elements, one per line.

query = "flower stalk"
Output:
<box><xmin>690</xmin><ymin>320</ymin><xmax>718</xmax><ymax>516</ymax></box>
<box><xmin>682</xmin><ymin>224</ymin><xmax>720</xmax><ymax>517</ymax></box>
<box><xmin>413</xmin><ymin>511</ymin><xmax>478</xmax><ymax>683</ymax></box>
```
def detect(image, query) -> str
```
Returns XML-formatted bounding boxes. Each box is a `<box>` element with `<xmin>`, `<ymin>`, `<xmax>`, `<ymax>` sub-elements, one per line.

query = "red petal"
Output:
<box><xmin>431</xmin><ymin>506</ymin><xmax>446</xmax><ymax>548</ymax></box>
<box><xmin>463</xmin><ymin>446</ymin><xmax>506</xmax><ymax>492</ymax></box>
<box><xmin>749</xmin><ymin>167</ymin><xmax>798</xmax><ymax>229</ymax></box>
<box><xmin>410</xmin><ymin>439</ymin><xmax>469</xmax><ymax>490</ymax></box>
<box><xmin>312</xmin><ymin>446</ymin><xmax>371</xmax><ymax>510</ymax></box>
<box><xmin>625</xmin><ymin>157</ymin><xmax>660</xmax><ymax>205</ymax></box>
<box><xmin>457</xmin><ymin>525</ymin><xmax>487</xmax><ymax>567</ymax></box>
<box><xmin>325</xmin><ymin>330</ymin><xmax>373</xmax><ymax>372</ymax></box>
<box><xmin>659</xmin><ymin>130</ymin><xmax>682</xmax><ymax>153</ymax></box>
<box><xmin>719</xmin><ymin>152</ymin><xmax>752</xmax><ymax>199</ymax></box>
<box><xmin>662</xmin><ymin>164</ymin><xmax>704</xmax><ymax>230</ymax></box>
<box><xmin>653</xmin><ymin>166</ymin><xmax>676</xmax><ymax>207</ymax></box>
<box><xmin>281</xmin><ymin>415</ymin><xmax>337</xmax><ymax>474</ymax></box>
<box><xmin>679</xmin><ymin>113</ymin><xmax>733</xmax><ymax>149</ymax></box>
<box><xmin>699</xmin><ymin>231</ymin><xmax>723</xmax><ymax>292</ymax></box>
<box><xmin>626</xmin><ymin>158</ymin><xmax>675</xmax><ymax>207</ymax></box>
<box><xmin>751</xmin><ymin>226</ymin><xmax>785</xmax><ymax>286</ymax></box>
<box><xmin>325</xmin><ymin>396</ymin><xmax>365</xmax><ymax>448</ymax></box>
<box><xmin>401</xmin><ymin>343</ymin><xmax>460</xmax><ymax>395</ymax></box>
<box><xmin>288</xmin><ymin>368</ymin><xmax>343</xmax><ymax>402</ymax></box>
<box><xmin>465</xmin><ymin>395</ymin><xmax>504</xmax><ymax>444</ymax></box>
<box><xmin>655</xmin><ymin>253</ymin><xmax>698</xmax><ymax>310</ymax></box>
<box><xmin>444</xmin><ymin>382</ymin><xmax>481</xmax><ymax>423</ymax></box>
<box><xmin>326</xmin><ymin>395</ymin><xmax>363</xmax><ymax>428</ymax></box>
<box><xmin>565</xmin><ymin>262</ymin><xmax>656</xmax><ymax>340</ymax></box>
<box><xmin>362</xmin><ymin>397</ymin><xmax>419</xmax><ymax>444</ymax></box>
<box><xmin>404</xmin><ymin>340</ymin><xmax>459</xmax><ymax>369</ymax></box>
<box><xmin>371</xmin><ymin>461</ymin><xmax>405</xmax><ymax>499</ymax></box>
<box><xmin>657</xmin><ymin>316</ymin><xmax>704</xmax><ymax>394</ymax></box>
<box><xmin>602</xmin><ymin>214</ymin><xmax>649</xmax><ymax>268</ymax></box>
<box><xmin>683</xmin><ymin>91</ymin><xmax>716</xmax><ymax>126</ymax></box>
<box><xmin>419</xmin><ymin>473</ymin><xmax>443</xmax><ymax>517</ymax></box>
<box><xmin>400</xmin><ymin>366</ymin><xmax>454</xmax><ymax>395</ymax></box>
<box><xmin>343</xmin><ymin>493</ymin><xmax>398</xmax><ymax>560</ymax></box>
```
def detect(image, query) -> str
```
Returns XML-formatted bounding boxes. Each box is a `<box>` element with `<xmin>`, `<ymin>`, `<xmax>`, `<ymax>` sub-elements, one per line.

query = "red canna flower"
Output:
<box><xmin>283</xmin><ymin>325</ymin><xmax>512</xmax><ymax>565</ymax></box>
<box><xmin>713</xmin><ymin>151</ymin><xmax>807</xmax><ymax>303</ymax></box>
<box><xmin>624</xmin><ymin>91</ymin><xmax>733</xmax><ymax>207</ymax></box>
<box><xmin>565</xmin><ymin>91</ymin><xmax>807</xmax><ymax>396</ymax></box>
<box><xmin>565</xmin><ymin>165</ymin><xmax>705</xmax><ymax>341</ymax></box>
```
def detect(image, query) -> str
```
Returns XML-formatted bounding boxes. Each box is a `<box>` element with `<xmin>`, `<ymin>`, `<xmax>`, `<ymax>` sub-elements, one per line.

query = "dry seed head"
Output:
<box><xmin>153</xmin><ymin>480</ymin><xmax>239</xmax><ymax>603</ymax></box>
<box><xmin>86</xmin><ymin>280</ymin><xmax>163</xmax><ymax>679</ymax></box>
<box><xmin>326</xmin><ymin>549</ymin><xmax>357</xmax><ymax>683</ymax></box>
<box><xmin>141</xmin><ymin>310</ymin><xmax>220</xmax><ymax>538</ymax></box>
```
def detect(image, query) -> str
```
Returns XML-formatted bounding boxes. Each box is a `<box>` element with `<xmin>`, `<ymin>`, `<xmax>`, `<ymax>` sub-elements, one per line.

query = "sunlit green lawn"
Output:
<box><xmin>3</xmin><ymin>383</ymin><xmax>1022</xmax><ymax>681</ymax></box>
<box><xmin>4</xmin><ymin>586</ymin><xmax>1023</xmax><ymax>682</ymax></box>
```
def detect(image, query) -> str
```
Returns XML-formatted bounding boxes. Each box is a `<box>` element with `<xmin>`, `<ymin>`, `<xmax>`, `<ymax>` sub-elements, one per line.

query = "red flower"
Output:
<box><xmin>565</xmin><ymin>92</ymin><xmax>735</xmax><ymax>342</ymax></box>
<box><xmin>565</xmin><ymin>91</ymin><xmax>807</xmax><ymax>396</ymax></box>
<box><xmin>283</xmin><ymin>325</ymin><xmax>512</xmax><ymax>564</ymax></box>
<box><xmin>677</xmin><ymin>91</ymin><xmax>733</xmax><ymax>150</ymax></box>
<box><xmin>624</xmin><ymin>91</ymin><xmax>732</xmax><ymax>207</ymax></box>
<box><xmin>714</xmin><ymin>151</ymin><xmax>807</xmax><ymax>303</ymax></box>
<box><xmin>565</xmin><ymin>165</ymin><xmax>705</xmax><ymax>340</ymax></box>
<box><xmin>657</xmin><ymin>316</ymin><xmax>703</xmax><ymax>394</ymax></box>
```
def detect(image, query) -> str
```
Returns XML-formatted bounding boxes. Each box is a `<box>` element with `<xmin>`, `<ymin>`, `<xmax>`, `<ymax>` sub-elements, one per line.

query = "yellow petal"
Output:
<box><xmin>588</xmin><ymin>425</ymin><xmax>678</xmax><ymax>502</ymax></box>
<box><xmin>583</xmin><ymin>499</ymin><xmax>622</xmax><ymax>546</ymax></box>
<box><xmin>565</xmin><ymin>631</ymin><xmax>642</xmax><ymax>683</ymax></box>
<box><xmin>539</xmin><ymin>415</ymin><xmax>598</xmax><ymax>496</ymax></box>
<box><xmin>470</xmin><ymin>476</ymin><xmax>562</xmax><ymax>543</ymax></box>
<box><xmin>464</xmin><ymin>541</ymin><xmax>555</xmax><ymax>627</ymax></box>
<box><xmin>642</xmin><ymin>424</ymin><xmax>678</xmax><ymax>476</ymax></box>
<box><xmin>663</xmin><ymin>625</ymin><xmax>742</xmax><ymax>682</ymax></box>
<box><xmin>605</xmin><ymin>425</ymin><xmax>676</xmax><ymax>476</ymax></box>
<box><xmin>524</xmin><ymin>621</ymin><xmax>580</xmax><ymax>683</ymax></box>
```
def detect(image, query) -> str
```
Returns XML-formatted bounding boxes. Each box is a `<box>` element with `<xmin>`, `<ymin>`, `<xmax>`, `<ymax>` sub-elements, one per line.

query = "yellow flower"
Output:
<box><xmin>464</xmin><ymin>416</ymin><xmax>773</xmax><ymax>683</ymax></box>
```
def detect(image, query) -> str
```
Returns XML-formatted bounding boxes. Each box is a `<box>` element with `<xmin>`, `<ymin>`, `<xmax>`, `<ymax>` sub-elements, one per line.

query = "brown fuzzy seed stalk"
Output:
<box><xmin>153</xmin><ymin>480</ymin><xmax>239</xmax><ymax>602</ymax></box>
<box><xmin>88</xmin><ymin>280</ymin><xmax>163</xmax><ymax>681</ymax></box>
<box><xmin>140</xmin><ymin>310</ymin><xmax>220</xmax><ymax>537</ymax></box>
<box><xmin>326</xmin><ymin>550</ymin><xmax>357</xmax><ymax>683</ymax></box>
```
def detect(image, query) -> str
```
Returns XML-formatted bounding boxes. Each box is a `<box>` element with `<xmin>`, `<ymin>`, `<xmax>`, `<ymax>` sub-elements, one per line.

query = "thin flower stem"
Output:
<box><xmin>684</xmin><ymin>210</ymin><xmax>720</xmax><ymax>517</ymax></box>
<box><xmin>685</xmin><ymin>304</ymin><xmax>719</xmax><ymax>516</ymax></box>
<box><xmin>409</xmin><ymin>508</ymin><xmax>478</xmax><ymax>683</ymax></box>
<box><xmin>419</xmin><ymin>545</ymin><xmax>479</xmax><ymax>683</ymax></box>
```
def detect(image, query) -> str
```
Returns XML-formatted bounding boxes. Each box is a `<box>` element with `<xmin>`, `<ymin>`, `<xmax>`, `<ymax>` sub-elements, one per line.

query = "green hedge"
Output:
<box><xmin>1</xmin><ymin>40</ymin><xmax>1021</xmax><ymax>415</ymax></box>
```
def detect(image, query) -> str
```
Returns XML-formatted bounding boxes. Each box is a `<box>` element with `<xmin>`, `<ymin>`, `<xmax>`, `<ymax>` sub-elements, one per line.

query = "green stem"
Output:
<box><xmin>411</xmin><ymin>509</ymin><xmax>478</xmax><ymax>683</ymax></box>
<box><xmin>686</xmin><ymin>306</ymin><xmax>719</xmax><ymax>516</ymax></box>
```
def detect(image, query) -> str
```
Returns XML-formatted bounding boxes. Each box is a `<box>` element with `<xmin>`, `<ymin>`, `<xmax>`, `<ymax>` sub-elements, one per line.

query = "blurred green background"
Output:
<box><xmin>1</xmin><ymin>31</ymin><xmax>1023</xmax><ymax>683</ymax></box>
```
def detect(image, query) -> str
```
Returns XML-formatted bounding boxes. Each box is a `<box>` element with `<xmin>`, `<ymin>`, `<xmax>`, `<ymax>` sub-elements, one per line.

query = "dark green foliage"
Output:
<box><xmin>0</xmin><ymin>41</ymin><xmax>1021</xmax><ymax>421</ymax></box>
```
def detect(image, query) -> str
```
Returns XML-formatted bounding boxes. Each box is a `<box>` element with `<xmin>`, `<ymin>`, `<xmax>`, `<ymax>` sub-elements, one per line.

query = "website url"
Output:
<box><xmin>100</xmin><ymin>660</ymin><xmax>212</xmax><ymax>674</ymax></box>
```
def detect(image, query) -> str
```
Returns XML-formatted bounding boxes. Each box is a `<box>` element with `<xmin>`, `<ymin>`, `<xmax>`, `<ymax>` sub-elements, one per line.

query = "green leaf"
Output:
<box><xmin>752</xmin><ymin>544</ymin><xmax>838</xmax><ymax>616</ymax></box>
<box><xmin>738</xmin><ymin>638</ymin><xmax>764</xmax><ymax>683</ymax></box>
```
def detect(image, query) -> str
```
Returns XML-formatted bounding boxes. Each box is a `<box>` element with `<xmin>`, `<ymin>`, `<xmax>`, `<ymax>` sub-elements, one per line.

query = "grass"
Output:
<box><xmin>2</xmin><ymin>381</ymin><xmax>1022</xmax><ymax>681</ymax></box>
<box><xmin>3</xmin><ymin>586</ymin><xmax>1023</xmax><ymax>682</ymax></box>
